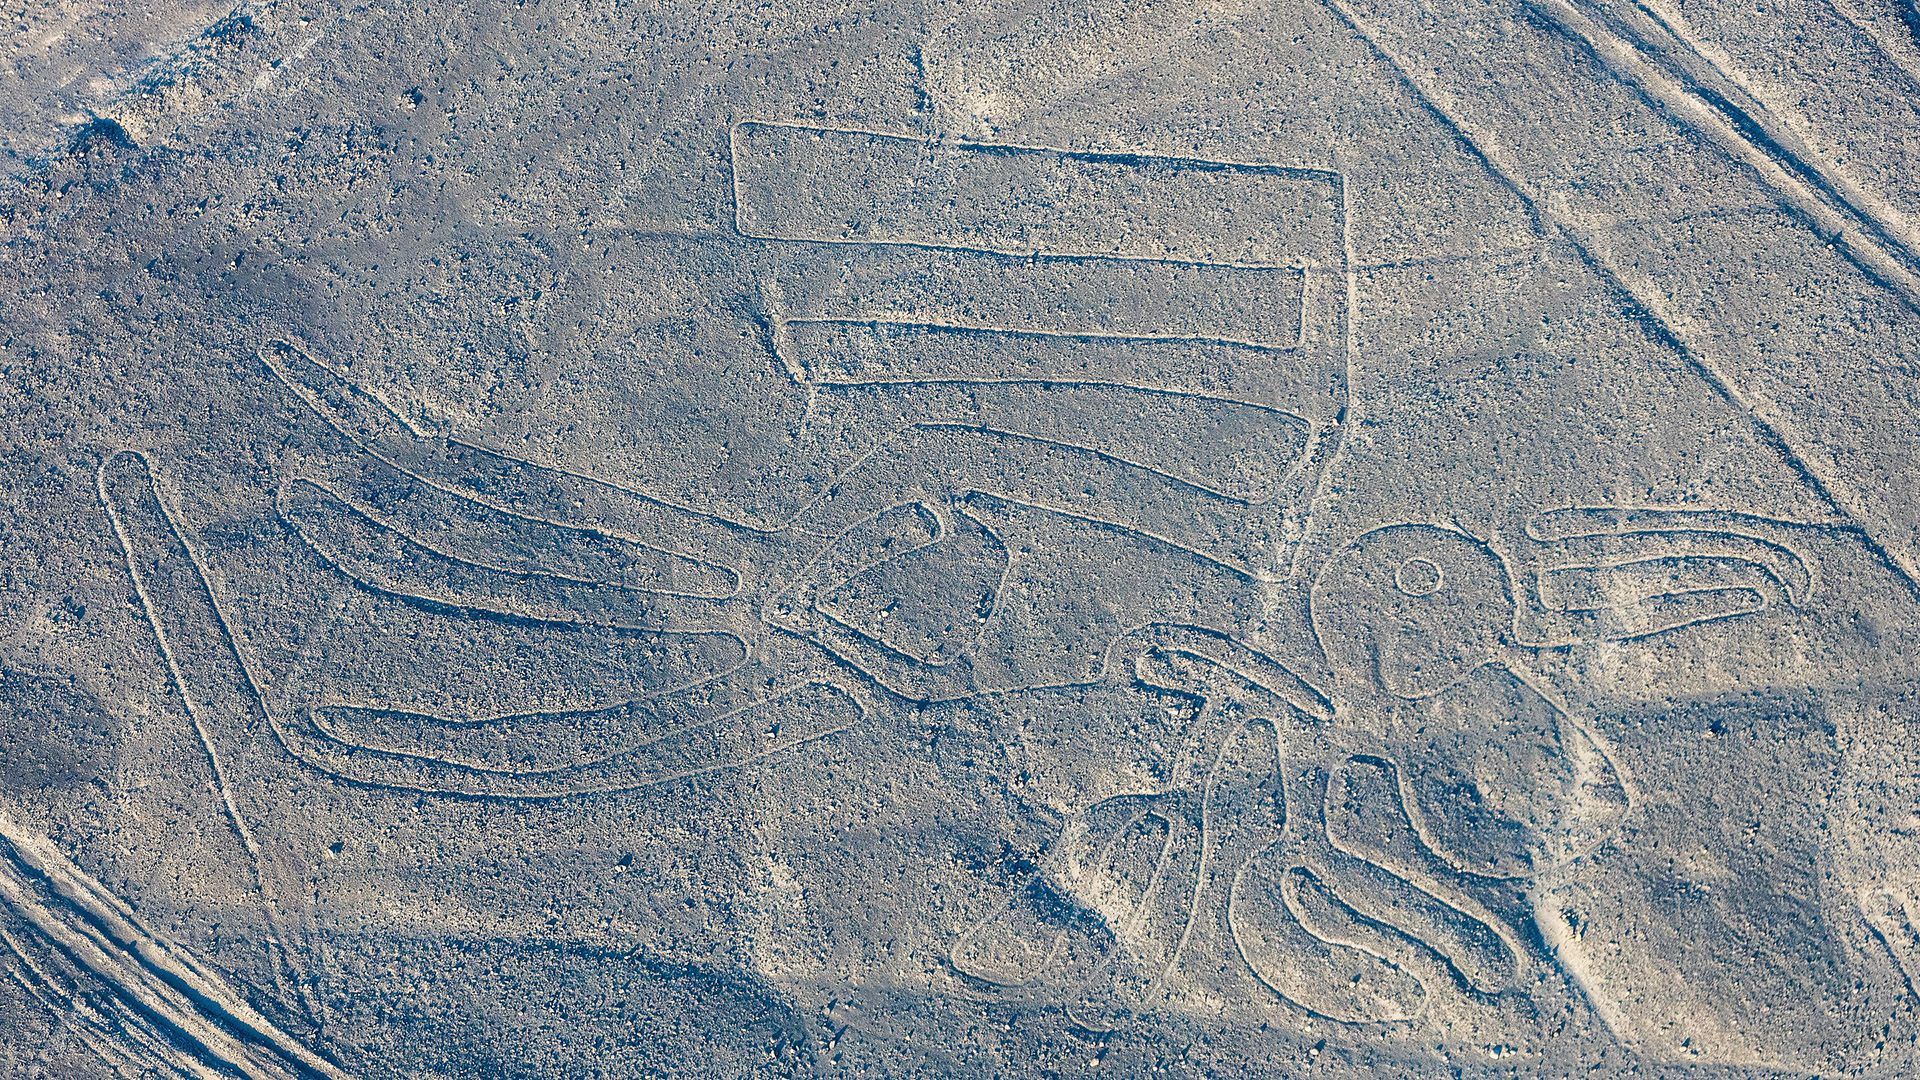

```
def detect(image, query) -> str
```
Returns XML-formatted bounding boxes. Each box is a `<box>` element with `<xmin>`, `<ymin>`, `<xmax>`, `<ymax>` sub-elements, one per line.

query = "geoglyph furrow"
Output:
<box><xmin>0</xmin><ymin>815</ymin><xmax>346</xmax><ymax>1079</ymax></box>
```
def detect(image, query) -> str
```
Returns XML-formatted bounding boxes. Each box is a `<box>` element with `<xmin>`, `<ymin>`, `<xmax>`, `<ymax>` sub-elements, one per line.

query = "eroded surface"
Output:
<box><xmin>3</xmin><ymin>1</ymin><xmax>1919</xmax><ymax>1076</ymax></box>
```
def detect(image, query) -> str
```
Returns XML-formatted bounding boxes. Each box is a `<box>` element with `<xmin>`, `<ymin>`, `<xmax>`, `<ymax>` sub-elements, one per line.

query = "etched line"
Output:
<box><xmin>311</xmin><ymin>451</ymin><xmax>740</xmax><ymax>600</ymax></box>
<box><xmin>260</xmin><ymin>339</ymin><xmax>774</xmax><ymax>545</ymax></box>
<box><xmin>730</xmin><ymin>119</ymin><xmax>1346</xmax><ymax>268</ymax></box>
<box><xmin>1863</xmin><ymin>888</ymin><xmax>1920</xmax><ymax>1000</ymax></box>
<box><xmin>783</xmin><ymin>314</ymin><xmax>1302</xmax><ymax>357</ymax></box>
<box><xmin>0</xmin><ymin>814</ymin><xmax>347</xmax><ymax>1079</ymax></box>
<box><xmin>1228</xmin><ymin>851</ymin><xmax>1427</xmax><ymax>1025</ymax></box>
<box><xmin>1322</xmin><ymin>756</ymin><xmax>1527</xmax><ymax>993</ymax></box>
<box><xmin>306</xmin><ymin>661</ymin><xmax>776</xmax><ymax>776</ymax></box>
<box><xmin>103</xmin><ymin>448</ymin><xmax>849</xmax><ymax>802</ymax></box>
<box><xmin>1323</xmin><ymin>0</ymin><xmax>1920</xmax><ymax>590</ymax></box>
<box><xmin>1527</xmin><ymin>505</ymin><xmax>1823</xmax><ymax>600</ymax></box>
<box><xmin>276</xmin><ymin>478</ymin><xmax>753</xmax><ymax>637</ymax></box>
<box><xmin>96</xmin><ymin>451</ymin><xmax>319</xmax><ymax>1021</ymax></box>
<box><xmin>1558</xmin><ymin>0</ymin><xmax>1920</xmax><ymax>298</ymax></box>
<box><xmin>277</xmin><ymin>679</ymin><xmax>862</xmax><ymax>799</ymax></box>
<box><xmin>778</xmin><ymin>320</ymin><xmax>1333</xmax><ymax>425</ymax></box>
<box><xmin>772</xmin><ymin>247</ymin><xmax>1307</xmax><ymax>347</ymax></box>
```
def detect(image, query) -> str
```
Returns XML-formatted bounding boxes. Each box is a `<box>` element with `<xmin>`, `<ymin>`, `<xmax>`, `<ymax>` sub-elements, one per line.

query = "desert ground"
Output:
<box><xmin>4</xmin><ymin>1</ymin><xmax>1920</xmax><ymax>1076</ymax></box>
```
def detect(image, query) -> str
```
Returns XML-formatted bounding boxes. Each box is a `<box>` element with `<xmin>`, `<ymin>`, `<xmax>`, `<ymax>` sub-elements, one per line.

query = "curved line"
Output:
<box><xmin>811</xmin><ymin>502</ymin><xmax>1013</xmax><ymax>672</ymax></box>
<box><xmin>260</xmin><ymin>338</ymin><xmax>777</xmax><ymax>547</ymax></box>
<box><xmin>266</xmin><ymin>338</ymin><xmax>1332</xmax><ymax>561</ymax></box>
<box><xmin>284</xmin><ymin>476</ymin><xmax>739</xmax><ymax>600</ymax></box>
<box><xmin>1526</xmin><ymin>505</ymin><xmax>1827</xmax><ymax>597</ymax></box>
<box><xmin>1125</xmin><ymin>626</ymin><xmax>1335</xmax><ymax>721</ymax></box>
<box><xmin>1321</xmin><ymin>755</ymin><xmax>1532</xmax><ymax>974</ymax></box>
<box><xmin>304</xmin><ymin>664</ymin><xmax>761</xmax><ymax>772</ymax></box>
<box><xmin>1525</xmin><ymin>503</ymin><xmax>1851</xmax><ymax>537</ymax></box>
<box><xmin>273</xmin><ymin>686</ymin><xmax>861</xmax><ymax>801</ymax></box>
<box><xmin>959</xmin><ymin>490</ymin><xmax>1272</xmax><ymax>581</ymax></box>
<box><xmin>277</xmin><ymin>479</ymin><xmax>754</xmax><ymax>639</ymax></box>
<box><xmin>1500</xmin><ymin>659</ymin><xmax>1640</xmax><ymax>838</ymax></box>
<box><xmin>301</xmin><ymin>678</ymin><xmax>836</xmax><ymax>779</ymax></box>
<box><xmin>1157</xmin><ymin>719</ymin><xmax>1283</xmax><ymax>991</ymax></box>
<box><xmin>1225</xmin><ymin>850</ymin><xmax>1421</xmax><ymax>1027</ymax></box>
<box><xmin>1532</xmin><ymin>583</ymin><xmax>1768</xmax><ymax>643</ymax></box>
<box><xmin>1280</xmin><ymin>862</ymin><xmax>1434</xmax><ymax>1016</ymax></box>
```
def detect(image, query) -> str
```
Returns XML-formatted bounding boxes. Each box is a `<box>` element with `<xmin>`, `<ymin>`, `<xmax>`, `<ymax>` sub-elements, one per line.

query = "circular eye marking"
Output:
<box><xmin>1394</xmin><ymin>556</ymin><xmax>1444</xmax><ymax>597</ymax></box>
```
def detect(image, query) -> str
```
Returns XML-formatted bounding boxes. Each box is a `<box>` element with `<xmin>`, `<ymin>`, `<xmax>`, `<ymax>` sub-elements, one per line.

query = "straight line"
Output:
<box><xmin>1320</xmin><ymin>0</ymin><xmax>1920</xmax><ymax>589</ymax></box>
<box><xmin>731</xmin><ymin>118</ymin><xmax>1350</xmax><ymax>179</ymax></box>
<box><xmin>780</xmin><ymin>316</ymin><xmax>1303</xmax><ymax>353</ymax></box>
<box><xmin>1544</xmin><ymin>0</ymin><xmax>1920</xmax><ymax>308</ymax></box>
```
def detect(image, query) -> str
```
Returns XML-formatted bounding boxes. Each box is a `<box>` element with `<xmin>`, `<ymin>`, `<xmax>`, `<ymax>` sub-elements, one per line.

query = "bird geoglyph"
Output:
<box><xmin>949</xmin><ymin>519</ymin><xmax>1811</xmax><ymax>1051</ymax></box>
<box><xmin>99</xmin><ymin>339</ymin><xmax>1817</xmax><ymax>1050</ymax></box>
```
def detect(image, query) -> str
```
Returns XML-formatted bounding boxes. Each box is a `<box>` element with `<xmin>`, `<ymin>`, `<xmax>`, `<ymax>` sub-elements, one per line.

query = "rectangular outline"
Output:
<box><xmin>777</xmin><ymin>313</ymin><xmax>1309</xmax><ymax>372</ymax></box>
<box><xmin>770</xmin><ymin>250</ymin><xmax>1309</xmax><ymax>350</ymax></box>
<box><xmin>773</xmin><ymin>316</ymin><xmax>1313</xmax><ymax>391</ymax></box>
<box><xmin>728</xmin><ymin>119</ymin><xmax>1348</xmax><ymax>271</ymax></box>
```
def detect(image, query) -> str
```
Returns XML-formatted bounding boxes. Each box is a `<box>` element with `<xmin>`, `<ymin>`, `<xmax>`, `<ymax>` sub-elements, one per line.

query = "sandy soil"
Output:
<box><xmin>2</xmin><ymin>2</ymin><xmax>1919</xmax><ymax>1076</ymax></box>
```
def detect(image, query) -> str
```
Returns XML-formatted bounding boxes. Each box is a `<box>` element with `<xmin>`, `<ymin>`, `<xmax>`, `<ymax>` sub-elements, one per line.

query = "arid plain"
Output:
<box><xmin>4</xmin><ymin>1</ymin><xmax>1920</xmax><ymax>1076</ymax></box>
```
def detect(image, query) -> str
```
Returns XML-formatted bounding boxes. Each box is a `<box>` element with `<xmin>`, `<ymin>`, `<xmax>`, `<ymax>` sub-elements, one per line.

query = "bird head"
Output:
<box><xmin>1311</xmin><ymin>524</ymin><xmax>1517</xmax><ymax>700</ymax></box>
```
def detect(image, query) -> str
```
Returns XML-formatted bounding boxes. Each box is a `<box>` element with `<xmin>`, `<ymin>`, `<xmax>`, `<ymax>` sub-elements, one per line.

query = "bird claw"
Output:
<box><xmin>1517</xmin><ymin>505</ymin><xmax>1825</xmax><ymax>645</ymax></box>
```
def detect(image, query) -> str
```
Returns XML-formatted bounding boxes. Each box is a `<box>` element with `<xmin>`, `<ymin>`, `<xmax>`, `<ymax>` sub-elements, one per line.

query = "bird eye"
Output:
<box><xmin>1393</xmin><ymin>556</ymin><xmax>1444</xmax><ymax>597</ymax></box>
